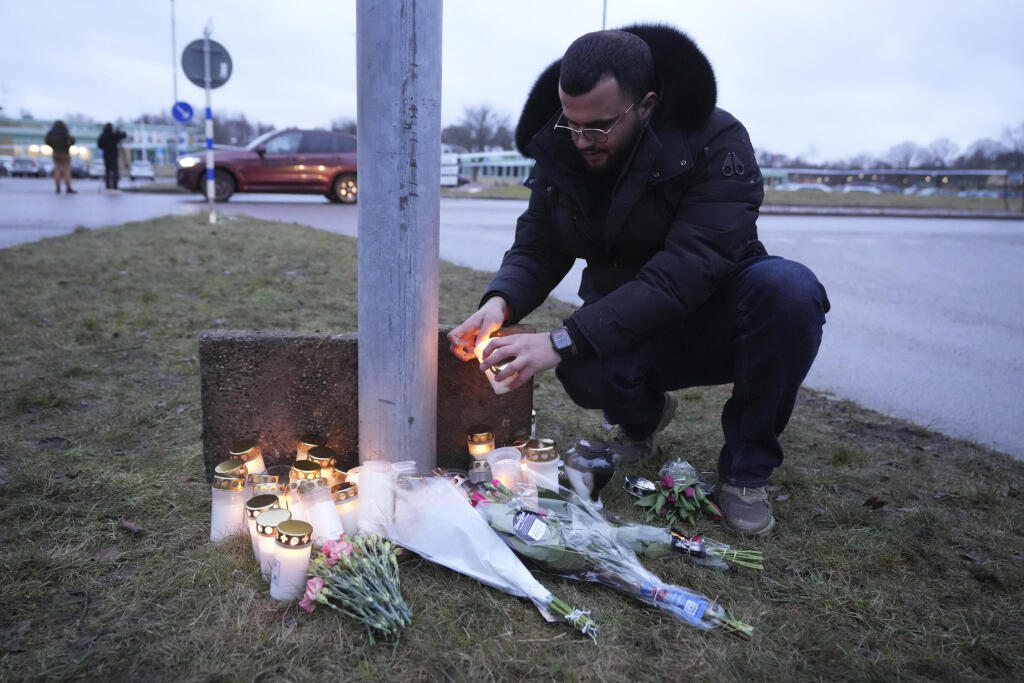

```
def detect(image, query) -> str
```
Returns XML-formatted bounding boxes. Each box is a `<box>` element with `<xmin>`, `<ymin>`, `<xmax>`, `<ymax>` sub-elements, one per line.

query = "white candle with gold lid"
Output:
<box><xmin>270</xmin><ymin>520</ymin><xmax>314</xmax><ymax>601</ymax></box>
<box><xmin>255</xmin><ymin>508</ymin><xmax>291</xmax><ymax>582</ymax></box>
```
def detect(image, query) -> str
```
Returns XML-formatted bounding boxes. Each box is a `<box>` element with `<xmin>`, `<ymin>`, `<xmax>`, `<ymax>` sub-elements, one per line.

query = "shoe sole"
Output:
<box><xmin>723</xmin><ymin>514</ymin><xmax>776</xmax><ymax>538</ymax></box>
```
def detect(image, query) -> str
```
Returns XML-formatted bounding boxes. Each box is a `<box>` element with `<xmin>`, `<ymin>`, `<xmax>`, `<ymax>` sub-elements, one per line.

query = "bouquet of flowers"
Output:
<box><xmin>634</xmin><ymin>461</ymin><xmax>722</xmax><ymax>525</ymax></box>
<box><xmin>609</xmin><ymin>522</ymin><xmax>764</xmax><ymax>570</ymax></box>
<box><xmin>384</xmin><ymin>476</ymin><xmax>598</xmax><ymax>641</ymax></box>
<box><xmin>473</xmin><ymin>481</ymin><xmax>754</xmax><ymax>639</ymax></box>
<box><xmin>301</xmin><ymin>534</ymin><xmax>412</xmax><ymax>644</ymax></box>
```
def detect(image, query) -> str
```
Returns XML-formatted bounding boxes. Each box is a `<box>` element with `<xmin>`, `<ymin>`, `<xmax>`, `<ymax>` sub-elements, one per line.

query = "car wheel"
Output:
<box><xmin>213</xmin><ymin>168</ymin><xmax>236</xmax><ymax>202</ymax></box>
<box><xmin>331</xmin><ymin>173</ymin><xmax>357</xmax><ymax>204</ymax></box>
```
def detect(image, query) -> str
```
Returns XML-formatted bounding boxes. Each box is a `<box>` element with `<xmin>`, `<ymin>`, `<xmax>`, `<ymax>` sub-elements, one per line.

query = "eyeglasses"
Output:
<box><xmin>553</xmin><ymin>97</ymin><xmax>642</xmax><ymax>143</ymax></box>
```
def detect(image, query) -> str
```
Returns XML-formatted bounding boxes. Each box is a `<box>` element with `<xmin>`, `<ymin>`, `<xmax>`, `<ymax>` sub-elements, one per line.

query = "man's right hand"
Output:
<box><xmin>447</xmin><ymin>297</ymin><xmax>508</xmax><ymax>362</ymax></box>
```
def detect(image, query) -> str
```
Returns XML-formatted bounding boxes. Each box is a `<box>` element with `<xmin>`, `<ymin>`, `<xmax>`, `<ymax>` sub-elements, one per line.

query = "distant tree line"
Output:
<box><xmin>758</xmin><ymin>122</ymin><xmax>1024</xmax><ymax>170</ymax></box>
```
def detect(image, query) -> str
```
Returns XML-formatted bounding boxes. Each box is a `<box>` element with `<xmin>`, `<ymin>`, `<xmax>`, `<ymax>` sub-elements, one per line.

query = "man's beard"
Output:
<box><xmin>581</xmin><ymin>124</ymin><xmax>643</xmax><ymax>178</ymax></box>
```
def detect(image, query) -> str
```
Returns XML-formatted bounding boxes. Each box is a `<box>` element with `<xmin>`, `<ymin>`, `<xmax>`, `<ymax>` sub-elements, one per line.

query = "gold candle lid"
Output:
<box><xmin>467</xmin><ymin>425</ymin><xmax>494</xmax><ymax>443</ymax></box>
<box><xmin>244</xmin><ymin>494</ymin><xmax>280</xmax><ymax>519</ymax></box>
<box><xmin>307</xmin><ymin>446</ymin><xmax>337</xmax><ymax>469</ymax></box>
<box><xmin>470</xmin><ymin>460</ymin><xmax>491</xmax><ymax>472</ymax></box>
<box><xmin>299</xmin><ymin>434</ymin><xmax>326</xmax><ymax>448</ymax></box>
<box><xmin>290</xmin><ymin>460</ymin><xmax>322</xmax><ymax>480</ymax></box>
<box><xmin>526</xmin><ymin>439</ymin><xmax>557</xmax><ymax>462</ymax></box>
<box><xmin>254</xmin><ymin>508</ymin><xmax>291</xmax><ymax>536</ymax></box>
<box><xmin>215</xmin><ymin>458</ymin><xmax>247</xmax><ymax>478</ymax></box>
<box><xmin>212</xmin><ymin>476</ymin><xmax>246</xmax><ymax>491</ymax></box>
<box><xmin>245</xmin><ymin>473</ymin><xmax>278</xmax><ymax>486</ymax></box>
<box><xmin>229</xmin><ymin>438</ymin><xmax>260</xmax><ymax>461</ymax></box>
<box><xmin>252</xmin><ymin>482</ymin><xmax>286</xmax><ymax>497</ymax></box>
<box><xmin>293</xmin><ymin>477</ymin><xmax>330</xmax><ymax>496</ymax></box>
<box><xmin>276</xmin><ymin>520</ymin><xmax>313</xmax><ymax>547</ymax></box>
<box><xmin>332</xmin><ymin>482</ymin><xmax>357</xmax><ymax>502</ymax></box>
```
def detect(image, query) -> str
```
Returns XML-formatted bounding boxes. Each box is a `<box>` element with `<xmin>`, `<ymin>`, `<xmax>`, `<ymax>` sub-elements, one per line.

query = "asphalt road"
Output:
<box><xmin>2</xmin><ymin>176</ymin><xmax>1022</xmax><ymax>458</ymax></box>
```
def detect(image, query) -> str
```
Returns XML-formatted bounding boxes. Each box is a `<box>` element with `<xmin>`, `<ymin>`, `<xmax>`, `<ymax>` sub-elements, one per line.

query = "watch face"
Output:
<box><xmin>552</xmin><ymin>328</ymin><xmax>572</xmax><ymax>351</ymax></box>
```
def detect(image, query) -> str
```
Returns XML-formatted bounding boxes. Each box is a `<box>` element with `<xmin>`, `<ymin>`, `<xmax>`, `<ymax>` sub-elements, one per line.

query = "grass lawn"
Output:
<box><xmin>1</xmin><ymin>214</ymin><xmax>1022</xmax><ymax>680</ymax></box>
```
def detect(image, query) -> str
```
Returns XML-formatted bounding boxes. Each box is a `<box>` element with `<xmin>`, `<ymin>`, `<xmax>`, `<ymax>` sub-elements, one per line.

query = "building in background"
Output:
<box><xmin>0</xmin><ymin>116</ymin><xmax>203</xmax><ymax>167</ymax></box>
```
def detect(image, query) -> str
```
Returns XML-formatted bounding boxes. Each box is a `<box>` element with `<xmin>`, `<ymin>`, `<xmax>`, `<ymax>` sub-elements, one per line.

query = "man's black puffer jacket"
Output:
<box><xmin>482</xmin><ymin>24</ymin><xmax>766</xmax><ymax>357</ymax></box>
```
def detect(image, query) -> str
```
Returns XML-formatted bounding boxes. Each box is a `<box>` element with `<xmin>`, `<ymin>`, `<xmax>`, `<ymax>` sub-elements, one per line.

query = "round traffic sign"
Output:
<box><xmin>171</xmin><ymin>101</ymin><xmax>194</xmax><ymax>123</ymax></box>
<box><xmin>181</xmin><ymin>39</ymin><xmax>233</xmax><ymax>89</ymax></box>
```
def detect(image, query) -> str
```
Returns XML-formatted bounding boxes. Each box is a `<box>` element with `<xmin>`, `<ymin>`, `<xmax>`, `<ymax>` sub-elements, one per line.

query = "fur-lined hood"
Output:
<box><xmin>515</xmin><ymin>24</ymin><xmax>717</xmax><ymax>157</ymax></box>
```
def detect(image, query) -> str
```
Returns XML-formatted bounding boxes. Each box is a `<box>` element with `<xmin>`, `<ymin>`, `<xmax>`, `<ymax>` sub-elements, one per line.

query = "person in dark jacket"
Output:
<box><xmin>44</xmin><ymin>120</ymin><xmax>76</xmax><ymax>194</ymax></box>
<box><xmin>448</xmin><ymin>26</ymin><xmax>830</xmax><ymax>537</ymax></box>
<box><xmin>97</xmin><ymin>123</ymin><xmax>127</xmax><ymax>190</ymax></box>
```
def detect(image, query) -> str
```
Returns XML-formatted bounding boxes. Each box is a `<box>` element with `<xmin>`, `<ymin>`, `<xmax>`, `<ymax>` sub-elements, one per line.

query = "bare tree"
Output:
<box><xmin>330</xmin><ymin>117</ymin><xmax>356</xmax><ymax>134</ymax></box>
<box><xmin>927</xmin><ymin>137</ymin><xmax>959</xmax><ymax>168</ymax></box>
<box><xmin>442</xmin><ymin>104</ymin><xmax>512</xmax><ymax>152</ymax></box>
<box><xmin>1003</xmin><ymin>122</ymin><xmax>1024</xmax><ymax>169</ymax></box>
<box><xmin>884</xmin><ymin>141</ymin><xmax>922</xmax><ymax>168</ymax></box>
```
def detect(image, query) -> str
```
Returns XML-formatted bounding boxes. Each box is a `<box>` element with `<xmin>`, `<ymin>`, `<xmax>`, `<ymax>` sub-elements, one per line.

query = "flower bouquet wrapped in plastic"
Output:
<box><xmin>384</xmin><ymin>476</ymin><xmax>598</xmax><ymax>641</ymax></box>
<box><xmin>473</xmin><ymin>480</ymin><xmax>754</xmax><ymax>639</ymax></box>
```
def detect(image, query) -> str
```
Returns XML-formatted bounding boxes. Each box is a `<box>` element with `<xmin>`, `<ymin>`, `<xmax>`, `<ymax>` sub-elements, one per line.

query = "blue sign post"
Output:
<box><xmin>171</xmin><ymin>101</ymin><xmax>194</xmax><ymax>123</ymax></box>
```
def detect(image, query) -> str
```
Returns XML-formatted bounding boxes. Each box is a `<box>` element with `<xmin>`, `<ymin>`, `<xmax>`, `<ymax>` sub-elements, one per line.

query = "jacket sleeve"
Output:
<box><xmin>569</xmin><ymin>120</ymin><xmax>764</xmax><ymax>357</ymax></box>
<box><xmin>480</xmin><ymin>182</ymin><xmax>574</xmax><ymax>323</ymax></box>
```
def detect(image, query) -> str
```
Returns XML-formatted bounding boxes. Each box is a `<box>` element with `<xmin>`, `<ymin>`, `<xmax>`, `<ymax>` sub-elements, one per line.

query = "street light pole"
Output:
<box><xmin>356</xmin><ymin>0</ymin><xmax>442</xmax><ymax>470</ymax></box>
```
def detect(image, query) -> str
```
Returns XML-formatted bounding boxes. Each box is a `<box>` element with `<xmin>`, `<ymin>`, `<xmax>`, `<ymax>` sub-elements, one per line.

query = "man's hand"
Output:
<box><xmin>447</xmin><ymin>297</ymin><xmax>508</xmax><ymax>362</ymax></box>
<box><xmin>479</xmin><ymin>332</ymin><xmax>560</xmax><ymax>391</ymax></box>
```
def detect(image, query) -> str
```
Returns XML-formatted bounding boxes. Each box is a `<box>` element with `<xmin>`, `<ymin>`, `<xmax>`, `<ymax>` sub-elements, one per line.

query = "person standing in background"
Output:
<box><xmin>44</xmin><ymin>120</ymin><xmax>76</xmax><ymax>194</ymax></box>
<box><xmin>97</xmin><ymin>123</ymin><xmax>127</xmax><ymax>191</ymax></box>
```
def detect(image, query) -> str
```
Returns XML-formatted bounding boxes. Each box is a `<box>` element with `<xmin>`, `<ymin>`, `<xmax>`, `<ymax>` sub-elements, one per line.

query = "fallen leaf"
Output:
<box><xmin>933</xmin><ymin>491</ymin><xmax>959</xmax><ymax>500</ymax></box>
<box><xmin>117</xmin><ymin>520</ymin><xmax>145</xmax><ymax>535</ymax></box>
<box><xmin>958</xmin><ymin>550</ymin><xmax>983</xmax><ymax>564</ymax></box>
<box><xmin>175</xmin><ymin>404</ymin><xmax>190</xmax><ymax>415</ymax></box>
<box><xmin>775</xmin><ymin>493</ymin><xmax>791</xmax><ymax>502</ymax></box>
<box><xmin>0</xmin><ymin>465</ymin><xmax>8</xmax><ymax>486</ymax></box>
<box><xmin>863</xmin><ymin>497</ymin><xmax>886</xmax><ymax>510</ymax></box>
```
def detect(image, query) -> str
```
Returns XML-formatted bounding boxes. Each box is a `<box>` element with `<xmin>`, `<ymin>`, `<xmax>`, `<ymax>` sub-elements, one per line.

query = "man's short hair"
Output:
<box><xmin>559</xmin><ymin>30</ymin><xmax>656</xmax><ymax>101</ymax></box>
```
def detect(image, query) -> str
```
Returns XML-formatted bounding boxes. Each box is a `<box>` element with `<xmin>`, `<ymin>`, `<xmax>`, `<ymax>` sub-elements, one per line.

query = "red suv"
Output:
<box><xmin>176</xmin><ymin>129</ymin><xmax>358</xmax><ymax>203</ymax></box>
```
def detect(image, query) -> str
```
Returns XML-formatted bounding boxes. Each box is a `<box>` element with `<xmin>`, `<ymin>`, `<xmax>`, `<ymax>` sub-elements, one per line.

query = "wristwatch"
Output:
<box><xmin>549</xmin><ymin>327</ymin><xmax>575</xmax><ymax>360</ymax></box>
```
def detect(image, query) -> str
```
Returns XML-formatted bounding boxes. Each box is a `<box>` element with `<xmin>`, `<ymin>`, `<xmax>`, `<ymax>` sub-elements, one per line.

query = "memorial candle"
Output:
<box><xmin>295</xmin><ymin>479</ymin><xmax>344</xmax><ymax>546</ymax></box>
<box><xmin>270</xmin><ymin>520</ymin><xmax>314</xmax><ymax>601</ymax></box>
<box><xmin>486</xmin><ymin>447</ymin><xmax>523</xmax><ymax>489</ymax></box>
<box><xmin>295</xmin><ymin>434</ymin><xmax>326</xmax><ymax>461</ymax></box>
<box><xmin>307</xmin><ymin>446</ymin><xmax>337</xmax><ymax>481</ymax></box>
<box><xmin>255</xmin><ymin>508</ymin><xmax>291</xmax><ymax>582</ymax></box>
<box><xmin>210</xmin><ymin>475</ymin><xmax>247</xmax><ymax>541</ymax></box>
<box><xmin>244</xmin><ymin>494</ymin><xmax>281</xmax><ymax>562</ymax></box>
<box><xmin>524</xmin><ymin>439</ymin><xmax>560</xmax><ymax>491</ymax></box>
<box><xmin>332</xmin><ymin>483</ymin><xmax>358</xmax><ymax>535</ymax></box>
<box><xmin>466</xmin><ymin>426</ymin><xmax>495</xmax><ymax>459</ymax></box>
<box><xmin>230</xmin><ymin>438</ymin><xmax>265</xmax><ymax>475</ymax></box>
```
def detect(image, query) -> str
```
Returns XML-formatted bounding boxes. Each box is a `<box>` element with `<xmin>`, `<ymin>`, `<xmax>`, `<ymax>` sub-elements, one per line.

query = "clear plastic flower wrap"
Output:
<box><xmin>472</xmin><ymin>480</ymin><xmax>754</xmax><ymax>639</ymax></box>
<box><xmin>383</xmin><ymin>476</ymin><xmax>598</xmax><ymax>641</ymax></box>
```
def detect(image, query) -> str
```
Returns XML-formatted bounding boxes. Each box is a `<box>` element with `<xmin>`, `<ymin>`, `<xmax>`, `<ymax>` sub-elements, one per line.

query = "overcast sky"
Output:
<box><xmin>2</xmin><ymin>0</ymin><xmax>1022</xmax><ymax>162</ymax></box>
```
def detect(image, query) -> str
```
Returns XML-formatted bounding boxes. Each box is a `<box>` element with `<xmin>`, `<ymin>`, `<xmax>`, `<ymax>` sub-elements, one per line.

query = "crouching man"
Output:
<box><xmin>449</xmin><ymin>26</ymin><xmax>830</xmax><ymax>536</ymax></box>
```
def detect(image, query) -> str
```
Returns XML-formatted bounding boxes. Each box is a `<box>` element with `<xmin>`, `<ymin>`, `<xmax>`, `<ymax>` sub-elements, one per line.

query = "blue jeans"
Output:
<box><xmin>555</xmin><ymin>256</ymin><xmax>830</xmax><ymax>487</ymax></box>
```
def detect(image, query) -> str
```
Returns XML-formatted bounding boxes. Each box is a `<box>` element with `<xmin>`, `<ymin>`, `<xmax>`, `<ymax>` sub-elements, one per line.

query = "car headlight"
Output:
<box><xmin>178</xmin><ymin>156</ymin><xmax>201</xmax><ymax>168</ymax></box>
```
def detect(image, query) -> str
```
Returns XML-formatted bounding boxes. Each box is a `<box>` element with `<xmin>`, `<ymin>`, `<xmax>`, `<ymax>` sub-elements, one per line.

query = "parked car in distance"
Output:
<box><xmin>10</xmin><ymin>157</ymin><xmax>41</xmax><ymax>177</ymax></box>
<box><xmin>0</xmin><ymin>155</ymin><xmax>12</xmax><ymax>176</ymax></box>
<box><xmin>89</xmin><ymin>161</ymin><xmax>106</xmax><ymax>178</ymax></box>
<box><xmin>37</xmin><ymin>157</ymin><xmax>55</xmax><ymax>177</ymax></box>
<box><xmin>841</xmin><ymin>184</ymin><xmax>882</xmax><ymax>194</ymax></box>
<box><xmin>176</xmin><ymin>128</ymin><xmax>358</xmax><ymax>203</ymax></box>
<box><xmin>70</xmin><ymin>159</ymin><xmax>89</xmax><ymax>178</ymax></box>
<box><xmin>129</xmin><ymin>160</ymin><xmax>155</xmax><ymax>181</ymax></box>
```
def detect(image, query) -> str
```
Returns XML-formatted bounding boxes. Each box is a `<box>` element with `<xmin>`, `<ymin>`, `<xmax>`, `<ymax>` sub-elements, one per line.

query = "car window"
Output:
<box><xmin>299</xmin><ymin>132</ymin><xmax>337</xmax><ymax>154</ymax></box>
<box><xmin>264</xmin><ymin>131</ymin><xmax>302</xmax><ymax>154</ymax></box>
<box><xmin>336</xmin><ymin>135</ymin><xmax>356</xmax><ymax>153</ymax></box>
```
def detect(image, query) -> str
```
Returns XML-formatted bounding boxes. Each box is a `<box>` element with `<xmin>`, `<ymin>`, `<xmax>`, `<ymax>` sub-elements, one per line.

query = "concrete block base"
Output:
<box><xmin>198</xmin><ymin>326</ymin><xmax>534</xmax><ymax>481</ymax></box>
